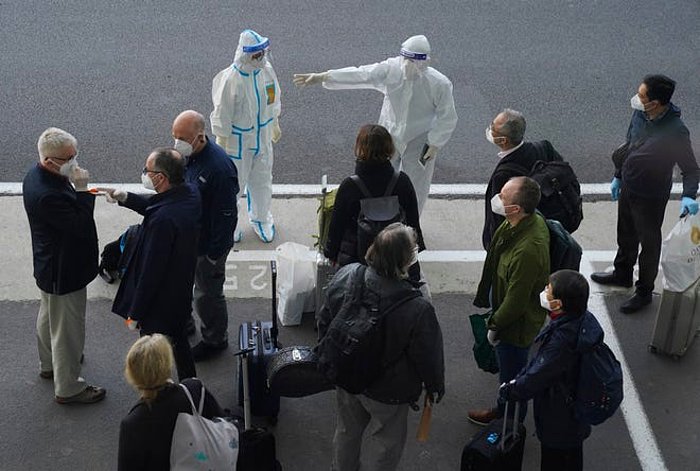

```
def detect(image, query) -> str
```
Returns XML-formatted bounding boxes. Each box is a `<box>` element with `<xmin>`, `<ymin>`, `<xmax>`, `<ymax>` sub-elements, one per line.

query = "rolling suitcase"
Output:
<box><xmin>461</xmin><ymin>402</ymin><xmax>525</xmax><ymax>471</ymax></box>
<box><xmin>237</xmin><ymin>260</ymin><xmax>281</xmax><ymax>422</ymax></box>
<box><xmin>649</xmin><ymin>277</ymin><xmax>700</xmax><ymax>359</ymax></box>
<box><xmin>234</xmin><ymin>347</ymin><xmax>282</xmax><ymax>471</ymax></box>
<box><xmin>266</xmin><ymin>345</ymin><xmax>333</xmax><ymax>397</ymax></box>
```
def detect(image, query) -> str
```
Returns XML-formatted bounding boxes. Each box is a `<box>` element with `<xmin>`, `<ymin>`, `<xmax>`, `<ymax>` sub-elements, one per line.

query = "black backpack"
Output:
<box><xmin>316</xmin><ymin>266</ymin><xmax>420</xmax><ymax>394</ymax></box>
<box><xmin>544</xmin><ymin>217</ymin><xmax>582</xmax><ymax>273</ymax></box>
<box><xmin>499</xmin><ymin>141</ymin><xmax>583</xmax><ymax>233</ymax></box>
<box><xmin>351</xmin><ymin>171</ymin><xmax>406</xmax><ymax>262</ymax></box>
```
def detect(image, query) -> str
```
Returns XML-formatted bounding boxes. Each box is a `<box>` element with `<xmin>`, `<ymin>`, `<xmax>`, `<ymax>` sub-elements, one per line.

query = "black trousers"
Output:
<box><xmin>613</xmin><ymin>187</ymin><xmax>668</xmax><ymax>295</ymax></box>
<box><xmin>540</xmin><ymin>443</ymin><xmax>583</xmax><ymax>471</ymax></box>
<box><xmin>139</xmin><ymin>328</ymin><xmax>196</xmax><ymax>381</ymax></box>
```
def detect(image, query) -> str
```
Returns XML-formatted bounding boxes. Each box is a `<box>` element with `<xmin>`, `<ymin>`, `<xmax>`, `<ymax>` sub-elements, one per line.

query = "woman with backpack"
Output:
<box><xmin>497</xmin><ymin>270</ymin><xmax>610</xmax><ymax>471</ymax></box>
<box><xmin>118</xmin><ymin>334</ymin><xmax>226</xmax><ymax>470</ymax></box>
<box><xmin>324</xmin><ymin>124</ymin><xmax>425</xmax><ymax>278</ymax></box>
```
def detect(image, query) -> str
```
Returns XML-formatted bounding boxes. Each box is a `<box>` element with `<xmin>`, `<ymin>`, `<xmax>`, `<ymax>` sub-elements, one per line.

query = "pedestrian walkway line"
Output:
<box><xmin>0</xmin><ymin>182</ymin><xmax>684</xmax><ymax>197</ymax></box>
<box><xmin>580</xmin><ymin>257</ymin><xmax>668</xmax><ymax>471</ymax></box>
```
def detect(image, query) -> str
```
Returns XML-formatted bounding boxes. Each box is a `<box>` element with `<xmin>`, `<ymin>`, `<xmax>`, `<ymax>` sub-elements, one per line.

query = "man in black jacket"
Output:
<box><xmin>317</xmin><ymin>223</ymin><xmax>444</xmax><ymax>471</ymax></box>
<box><xmin>108</xmin><ymin>148</ymin><xmax>202</xmax><ymax>380</ymax></box>
<box><xmin>23</xmin><ymin>127</ymin><xmax>106</xmax><ymax>404</ymax></box>
<box><xmin>482</xmin><ymin>109</ymin><xmax>563</xmax><ymax>249</ymax></box>
<box><xmin>171</xmin><ymin>110</ymin><xmax>239</xmax><ymax>361</ymax></box>
<box><xmin>591</xmin><ymin>75</ymin><xmax>700</xmax><ymax>313</ymax></box>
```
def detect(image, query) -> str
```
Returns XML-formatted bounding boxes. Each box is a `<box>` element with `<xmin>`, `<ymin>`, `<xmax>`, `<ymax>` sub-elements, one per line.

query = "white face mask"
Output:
<box><xmin>57</xmin><ymin>157</ymin><xmax>78</xmax><ymax>177</ymax></box>
<box><xmin>485</xmin><ymin>126</ymin><xmax>505</xmax><ymax>146</ymax></box>
<box><xmin>173</xmin><ymin>138</ymin><xmax>194</xmax><ymax>158</ymax></box>
<box><xmin>630</xmin><ymin>94</ymin><xmax>647</xmax><ymax>112</ymax></box>
<box><xmin>490</xmin><ymin>194</ymin><xmax>507</xmax><ymax>216</ymax></box>
<box><xmin>539</xmin><ymin>290</ymin><xmax>561</xmax><ymax>312</ymax></box>
<box><xmin>141</xmin><ymin>172</ymin><xmax>155</xmax><ymax>191</ymax></box>
<box><xmin>401</xmin><ymin>58</ymin><xmax>426</xmax><ymax>79</ymax></box>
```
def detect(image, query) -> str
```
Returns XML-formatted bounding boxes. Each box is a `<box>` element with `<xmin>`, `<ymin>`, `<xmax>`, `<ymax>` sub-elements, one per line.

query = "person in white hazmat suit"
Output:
<box><xmin>293</xmin><ymin>35</ymin><xmax>457</xmax><ymax>215</ymax></box>
<box><xmin>211</xmin><ymin>29</ymin><xmax>281</xmax><ymax>243</ymax></box>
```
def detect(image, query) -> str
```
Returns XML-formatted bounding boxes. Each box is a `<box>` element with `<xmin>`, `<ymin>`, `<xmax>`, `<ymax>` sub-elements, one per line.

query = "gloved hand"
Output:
<box><xmin>498</xmin><ymin>380</ymin><xmax>516</xmax><ymax>403</ymax></box>
<box><xmin>215</xmin><ymin>135</ymin><xmax>229</xmax><ymax>149</ymax></box>
<box><xmin>681</xmin><ymin>196</ymin><xmax>699</xmax><ymax>216</ymax></box>
<box><xmin>125</xmin><ymin>317</ymin><xmax>139</xmax><ymax>331</ymax></box>
<box><xmin>610</xmin><ymin>177</ymin><xmax>621</xmax><ymax>201</ymax></box>
<box><xmin>420</xmin><ymin>145</ymin><xmax>439</xmax><ymax>165</ymax></box>
<box><xmin>271</xmin><ymin>119</ymin><xmax>282</xmax><ymax>144</ymax></box>
<box><xmin>100</xmin><ymin>188</ymin><xmax>127</xmax><ymax>204</ymax></box>
<box><xmin>70</xmin><ymin>167</ymin><xmax>90</xmax><ymax>192</ymax></box>
<box><xmin>487</xmin><ymin>329</ymin><xmax>500</xmax><ymax>346</ymax></box>
<box><xmin>428</xmin><ymin>388</ymin><xmax>445</xmax><ymax>404</ymax></box>
<box><xmin>292</xmin><ymin>72</ymin><xmax>329</xmax><ymax>88</ymax></box>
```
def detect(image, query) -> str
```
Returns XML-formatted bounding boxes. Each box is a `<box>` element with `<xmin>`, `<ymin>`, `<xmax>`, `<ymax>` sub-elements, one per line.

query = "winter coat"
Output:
<box><xmin>509</xmin><ymin>310</ymin><xmax>602</xmax><ymax>448</ymax></box>
<box><xmin>22</xmin><ymin>164</ymin><xmax>98</xmax><ymax>294</ymax></box>
<box><xmin>324</xmin><ymin>159</ymin><xmax>424</xmax><ymax>266</ymax></box>
<box><xmin>617</xmin><ymin>104</ymin><xmax>699</xmax><ymax>200</ymax></box>
<box><xmin>112</xmin><ymin>184</ymin><xmax>201</xmax><ymax>335</ymax></box>
<box><xmin>317</xmin><ymin>263</ymin><xmax>444</xmax><ymax>404</ymax></box>
<box><xmin>474</xmin><ymin>213</ymin><xmax>550</xmax><ymax>347</ymax></box>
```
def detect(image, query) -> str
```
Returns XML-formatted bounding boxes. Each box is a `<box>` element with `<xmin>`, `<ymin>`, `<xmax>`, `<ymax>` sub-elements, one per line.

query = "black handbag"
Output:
<box><xmin>611</xmin><ymin>142</ymin><xmax>630</xmax><ymax>169</ymax></box>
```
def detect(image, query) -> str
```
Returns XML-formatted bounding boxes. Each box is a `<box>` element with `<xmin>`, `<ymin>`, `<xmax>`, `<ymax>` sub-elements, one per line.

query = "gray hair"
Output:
<box><xmin>37</xmin><ymin>127</ymin><xmax>78</xmax><ymax>160</ymax></box>
<box><xmin>498</xmin><ymin>109</ymin><xmax>526</xmax><ymax>145</ymax></box>
<box><xmin>365</xmin><ymin>223</ymin><xmax>417</xmax><ymax>280</ymax></box>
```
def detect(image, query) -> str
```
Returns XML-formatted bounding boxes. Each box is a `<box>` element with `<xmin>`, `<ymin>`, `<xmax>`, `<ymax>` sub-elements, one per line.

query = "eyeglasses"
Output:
<box><xmin>49</xmin><ymin>153</ymin><xmax>78</xmax><ymax>163</ymax></box>
<box><xmin>142</xmin><ymin>167</ymin><xmax>163</xmax><ymax>175</ymax></box>
<box><xmin>251</xmin><ymin>50</ymin><xmax>265</xmax><ymax>61</ymax></box>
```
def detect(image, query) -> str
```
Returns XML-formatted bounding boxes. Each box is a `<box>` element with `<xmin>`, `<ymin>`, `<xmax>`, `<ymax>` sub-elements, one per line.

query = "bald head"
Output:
<box><xmin>172</xmin><ymin>110</ymin><xmax>206</xmax><ymax>154</ymax></box>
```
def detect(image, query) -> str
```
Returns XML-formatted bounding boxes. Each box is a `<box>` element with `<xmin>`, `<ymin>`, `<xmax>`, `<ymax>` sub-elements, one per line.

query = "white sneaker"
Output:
<box><xmin>252</xmin><ymin>222</ymin><xmax>275</xmax><ymax>243</ymax></box>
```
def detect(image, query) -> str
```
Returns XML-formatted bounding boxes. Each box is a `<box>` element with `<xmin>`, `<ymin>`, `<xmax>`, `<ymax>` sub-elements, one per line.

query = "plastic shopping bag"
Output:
<box><xmin>276</xmin><ymin>242</ymin><xmax>317</xmax><ymax>326</ymax></box>
<box><xmin>661</xmin><ymin>213</ymin><xmax>700</xmax><ymax>292</ymax></box>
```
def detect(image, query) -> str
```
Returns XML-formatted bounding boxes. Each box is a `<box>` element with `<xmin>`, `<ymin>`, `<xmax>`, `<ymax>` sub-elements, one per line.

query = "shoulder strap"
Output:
<box><xmin>350</xmin><ymin>175</ymin><xmax>372</xmax><ymax>198</ymax></box>
<box><xmin>179</xmin><ymin>380</ymin><xmax>206</xmax><ymax>415</ymax></box>
<box><xmin>383</xmin><ymin>290</ymin><xmax>422</xmax><ymax>315</ymax></box>
<box><xmin>383</xmin><ymin>170</ymin><xmax>400</xmax><ymax>197</ymax></box>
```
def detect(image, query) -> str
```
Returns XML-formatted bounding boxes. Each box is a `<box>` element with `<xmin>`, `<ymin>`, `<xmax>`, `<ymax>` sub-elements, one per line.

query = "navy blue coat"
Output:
<box><xmin>185</xmin><ymin>137</ymin><xmax>239</xmax><ymax>259</ymax></box>
<box><xmin>509</xmin><ymin>310</ymin><xmax>602</xmax><ymax>448</ymax></box>
<box><xmin>112</xmin><ymin>184</ymin><xmax>201</xmax><ymax>335</ymax></box>
<box><xmin>22</xmin><ymin>164</ymin><xmax>98</xmax><ymax>294</ymax></box>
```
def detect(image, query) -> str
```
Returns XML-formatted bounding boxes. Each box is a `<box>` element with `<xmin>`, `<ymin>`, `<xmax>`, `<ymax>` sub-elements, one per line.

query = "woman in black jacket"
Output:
<box><xmin>324</xmin><ymin>124</ymin><xmax>425</xmax><ymax>276</ymax></box>
<box><xmin>498</xmin><ymin>270</ymin><xmax>602</xmax><ymax>471</ymax></box>
<box><xmin>118</xmin><ymin>334</ymin><xmax>225</xmax><ymax>471</ymax></box>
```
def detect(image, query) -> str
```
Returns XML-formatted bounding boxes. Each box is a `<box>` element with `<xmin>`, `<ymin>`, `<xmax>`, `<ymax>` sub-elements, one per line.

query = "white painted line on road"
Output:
<box><xmin>580</xmin><ymin>257</ymin><xmax>668</xmax><ymax>471</ymax></box>
<box><xmin>0</xmin><ymin>182</ymin><xmax>684</xmax><ymax>197</ymax></box>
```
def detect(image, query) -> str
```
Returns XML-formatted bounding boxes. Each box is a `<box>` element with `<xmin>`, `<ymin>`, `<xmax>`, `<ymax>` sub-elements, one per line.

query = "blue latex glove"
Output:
<box><xmin>681</xmin><ymin>197</ymin><xmax>699</xmax><ymax>216</ymax></box>
<box><xmin>610</xmin><ymin>177</ymin><xmax>621</xmax><ymax>201</ymax></box>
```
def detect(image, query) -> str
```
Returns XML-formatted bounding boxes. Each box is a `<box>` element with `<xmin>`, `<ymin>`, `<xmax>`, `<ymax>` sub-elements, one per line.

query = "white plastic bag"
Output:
<box><xmin>661</xmin><ymin>213</ymin><xmax>700</xmax><ymax>292</ymax></box>
<box><xmin>276</xmin><ymin>242</ymin><xmax>317</xmax><ymax>326</ymax></box>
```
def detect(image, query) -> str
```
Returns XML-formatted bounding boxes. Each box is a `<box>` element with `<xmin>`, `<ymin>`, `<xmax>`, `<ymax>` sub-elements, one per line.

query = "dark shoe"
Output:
<box><xmin>191</xmin><ymin>341</ymin><xmax>228</xmax><ymax>362</ymax></box>
<box><xmin>55</xmin><ymin>385</ymin><xmax>106</xmax><ymax>404</ymax></box>
<box><xmin>39</xmin><ymin>370</ymin><xmax>53</xmax><ymax>380</ymax></box>
<box><xmin>620</xmin><ymin>293</ymin><xmax>652</xmax><ymax>314</ymax></box>
<box><xmin>467</xmin><ymin>408</ymin><xmax>500</xmax><ymax>426</ymax></box>
<box><xmin>590</xmin><ymin>272</ymin><xmax>633</xmax><ymax>288</ymax></box>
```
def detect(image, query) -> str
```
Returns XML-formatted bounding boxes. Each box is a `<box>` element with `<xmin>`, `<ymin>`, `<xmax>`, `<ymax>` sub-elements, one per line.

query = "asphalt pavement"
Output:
<box><xmin>1</xmin><ymin>194</ymin><xmax>699</xmax><ymax>470</ymax></box>
<box><xmin>1</xmin><ymin>0</ymin><xmax>699</xmax><ymax>184</ymax></box>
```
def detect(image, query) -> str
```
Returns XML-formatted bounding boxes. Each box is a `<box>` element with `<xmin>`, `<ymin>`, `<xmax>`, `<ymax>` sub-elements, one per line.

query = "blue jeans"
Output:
<box><xmin>495</xmin><ymin>342</ymin><xmax>529</xmax><ymax>421</ymax></box>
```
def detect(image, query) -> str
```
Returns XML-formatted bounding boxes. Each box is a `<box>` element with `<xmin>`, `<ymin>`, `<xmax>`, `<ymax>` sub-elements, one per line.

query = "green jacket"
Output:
<box><xmin>474</xmin><ymin>213</ymin><xmax>550</xmax><ymax>348</ymax></box>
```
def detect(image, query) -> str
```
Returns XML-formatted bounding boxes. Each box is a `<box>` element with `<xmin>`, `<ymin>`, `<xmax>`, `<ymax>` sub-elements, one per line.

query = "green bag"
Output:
<box><xmin>469</xmin><ymin>311</ymin><xmax>499</xmax><ymax>374</ymax></box>
<box><xmin>314</xmin><ymin>187</ymin><xmax>337</xmax><ymax>249</ymax></box>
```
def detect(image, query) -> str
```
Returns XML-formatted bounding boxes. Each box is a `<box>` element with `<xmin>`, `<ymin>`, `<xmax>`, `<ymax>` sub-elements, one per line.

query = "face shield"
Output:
<box><xmin>399</xmin><ymin>35</ymin><xmax>431</xmax><ymax>79</ymax></box>
<box><xmin>234</xmin><ymin>29</ymin><xmax>271</xmax><ymax>71</ymax></box>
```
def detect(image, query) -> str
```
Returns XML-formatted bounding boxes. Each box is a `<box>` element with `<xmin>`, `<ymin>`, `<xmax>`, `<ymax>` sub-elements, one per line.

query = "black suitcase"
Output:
<box><xmin>266</xmin><ymin>345</ymin><xmax>334</xmax><ymax>397</ymax></box>
<box><xmin>234</xmin><ymin>347</ymin><xmax>282</xmax><ymax>471</ymax></box>
<box><xmin>461</xmin><ymin>402</ymin><xmax>526</xmax><ymax>471</ymax></box>
<box><xmin>237</xmin><ymin>260</ymin><xmax>281</xmax><ymax>422</ymax></box>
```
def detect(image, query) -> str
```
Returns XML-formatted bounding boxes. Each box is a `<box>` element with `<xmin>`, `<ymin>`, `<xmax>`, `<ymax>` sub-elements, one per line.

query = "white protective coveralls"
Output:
<box><xmin>211</xmin><ymin>29</ymin><xmax>281</xmax><ymax>242</ymax></box>
<box><xmin>321</xmin><ymin>36</ymin><xmax>457</xmax><ymax>214</ymax></box>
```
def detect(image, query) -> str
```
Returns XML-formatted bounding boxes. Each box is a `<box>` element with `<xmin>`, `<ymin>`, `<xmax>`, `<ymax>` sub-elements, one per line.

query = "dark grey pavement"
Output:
<box><xmin>2</xmin><ymin>0</ymin><xmax>699</xmax><ymax>184</ymax></box>
<box><xmin>1</xmin><ymin>291</ymin><xmax>697</xmax><ymax>470</ymax></box>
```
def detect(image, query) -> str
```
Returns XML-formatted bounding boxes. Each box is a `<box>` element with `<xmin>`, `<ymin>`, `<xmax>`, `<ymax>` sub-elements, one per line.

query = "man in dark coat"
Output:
<box><xmin>592</xmin><ymin>74</ymin><xmax>699</xmax><ymax>313</ymax></box>
<box><xmin>499</xmin><ymin>270</ymin><xmax>604</xmax><ymax>471</ymax></box>
<box><xmin>171</xmin><ymin>110</ymin><xmax>239</xmax><ymax>361</ymax></box>
<box><xmin>482</xmin><ymin>108</ymin><xmax>563</xmax><ymax>250</ymax></box>
<box><xmin>109</xmin><ymin>148</ymin><xmax>202</xmax><ymax>380</ymax></box>
<box><xmin>317</xmin><ymin>223</ymin><xmax>444</xmax><ymax>471</ymax></box>
<box><xmin>23</xmin><ymin>127</ymin><xmax>106</xmax><ymax>404</ymax></box>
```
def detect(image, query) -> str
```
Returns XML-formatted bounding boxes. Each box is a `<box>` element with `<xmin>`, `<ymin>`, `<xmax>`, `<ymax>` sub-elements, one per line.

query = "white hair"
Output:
<box><xmin>37</xmin><ymin>127</ymin><xmax>78</xmax><ymax>160</ymax></box>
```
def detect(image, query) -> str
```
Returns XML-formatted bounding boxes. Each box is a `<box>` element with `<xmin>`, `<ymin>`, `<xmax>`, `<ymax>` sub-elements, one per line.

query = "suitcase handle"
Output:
<box><xmin>270</xmin><ymin>260</ymin><xmax>279</xmax><ymax>349</ymax></box>
<box><xmin>500</xmin><ymin>401</ymin><xmax>522</xmax><ymax>452</ymax></box>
